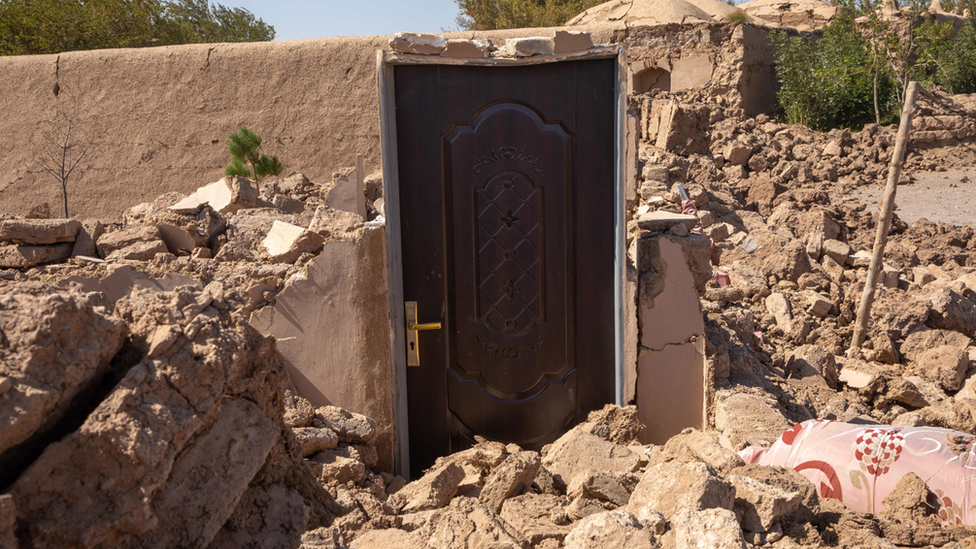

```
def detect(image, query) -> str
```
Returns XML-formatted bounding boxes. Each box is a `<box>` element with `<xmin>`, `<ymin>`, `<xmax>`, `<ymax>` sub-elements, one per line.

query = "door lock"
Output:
<box><xmin>405</xmin><ymin>301</ymin><xmax>441</xmax><ymax>366</ymax></box>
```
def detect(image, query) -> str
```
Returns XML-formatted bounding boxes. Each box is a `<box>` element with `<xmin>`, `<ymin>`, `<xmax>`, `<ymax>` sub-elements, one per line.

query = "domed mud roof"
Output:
<box><xmin>737</xmin><ymin>0</ymin><xmax>840</xmax><ymax>28</ymax></box>
<box><xmin>566</xmin><ymin>0</ymin><xmax>714</xmax><ymax>26</ymax></box>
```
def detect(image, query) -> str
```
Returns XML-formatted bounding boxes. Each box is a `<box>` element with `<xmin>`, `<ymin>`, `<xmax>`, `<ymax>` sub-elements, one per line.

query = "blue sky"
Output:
<box><xmin>224</xmin><ymin>1</ymin><xmax>462</xmax><ymax>41</ymax></box>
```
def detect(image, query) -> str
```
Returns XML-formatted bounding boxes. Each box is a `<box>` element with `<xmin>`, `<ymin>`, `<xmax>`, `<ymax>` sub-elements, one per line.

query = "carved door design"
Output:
<box><xmin>395</xmin><ymin>60</ymin><xmax>617</xmax><ymax>478</ymax></box>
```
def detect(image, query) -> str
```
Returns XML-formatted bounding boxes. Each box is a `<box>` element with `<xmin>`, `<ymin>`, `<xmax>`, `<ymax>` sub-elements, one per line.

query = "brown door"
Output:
<box><xmin>395</xmin><ymin>59</ymin><xmax>617</xmax><ymax>478</ymax></box>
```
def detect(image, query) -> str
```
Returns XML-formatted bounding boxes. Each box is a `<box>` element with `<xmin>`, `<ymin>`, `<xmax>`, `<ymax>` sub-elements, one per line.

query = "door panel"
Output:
<box><xmin>395</xmin><ymin>60</ymin><xmax>616</xmax><ymax>479</ymax></box>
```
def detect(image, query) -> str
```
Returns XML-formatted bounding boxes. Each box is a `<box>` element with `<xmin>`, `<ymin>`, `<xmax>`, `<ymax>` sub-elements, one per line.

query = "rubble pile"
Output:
<box><xmin>633</xmin><ymin>86</ymin><xmax>976</xmax><ymax>465</ymax></box>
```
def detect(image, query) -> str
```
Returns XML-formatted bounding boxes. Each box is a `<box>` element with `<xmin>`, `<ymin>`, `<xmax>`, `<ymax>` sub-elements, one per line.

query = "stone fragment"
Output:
<box><xmin>169</xmin><ymin>176</ymin><xmax>258</xmax><ymax>215</ymax></box>
<box><xmin>928</xmin><ymin>289</ymin><xmax>976</xmax><ymax>335</ymax></box>
<box><xmin>308</xmin><ymin>206</ymin><xmax>363</xmax><ymax>238</ymax></box>
<box><xmin>822</xmin><ymin>238</ymin><xmax>850</xmax><ymax>265</ymax></box>
<box><xmin>900</xmin><ymin>329</ymin><xmax>971</xmax><ymax>363</ymax></box>
<box><xmin>121</xmin><ymin>398</ymin><xmax>278</xmax><ymax>549</ymax></box>
<box><xmin>388</xmin><ymin>462</ymin><xmax>465</xmax><ymax>514</ymax></box>
<box><xmin>348</xmin><ymin>528</ymin><xmax>428</xmax><ymax>549</ymax></box>
<box><xmin>441</xmin><ymin>39</ymin><xmax>490</xmax><ymax>58</ymax></box>
<box><xmin>96</xmin><ymin>225</ymin><xmax>168</xmax><ymax>260</ymax></box>
<box><xmin>0</xmin><ymin>218</ymin><xmax>81</xmax><ymax>244</ymax></box>
<box><xmin>805</xmin><ymin>232</ymin><xmax>824</xmax><ymax>259</ymax></box>
<box><xmin>837</xmin><ymin>357</ymin><xmax>882</xmax><ymax>389</ymax></box>
<box><xmin>714</xmin><ymin>392</ymin><xmax>792</xmax><ymax>449</ymax></box>
<box><xmin>786</xmin><ymin>345</ymin><xmax>839</xmax><ymax>389</ymax></box>
<box><xmin>626</xmin><ymin>461</ymin><xmax>734</xmax><ymax>520</ymax></box>
<box><xmin>480</xmin><ymin>450</ymin><xmax>542</xmax><ymax>512</ymax></box>
<box><xmin>262</xmin><ymin>220</ymin><xmax>324</xmax><ymax>263</ymax></box>
<box><xmin>568</xmin><ymin>471</ymin><xmax>634</xmax><ymax>507</ymax></box>
<box><xmin>317</xmin><ymin>405</ymin><xmax>377</xmax><ymax>444</ymax></box>
<box><xmin>294</xmin><ymin>426</ymin><xmax>339</xmax><ymax>457</ymax></box>
<box><xmin>913</xmin><ymin>266</ymin><xmax>936</xmax><ymax>286</ymax></box>
<box><xmin>156</xmin><ymin>223</ymin><xmax>197</xmax><ymax>254</ymax></box>
<box><xmin>730</xmin><ymin>474</ymin><xmax>802</xmax><ymax>532</ymax></box>
<box><xmin>706</xmin><ymin>222</ymin><xmax>732</xmax><ymax>243</ymax></box>
<box><xmin>563</xmin><ymin>510</ymin><xmax>655</xmax><ymax>549</ymax></box>
<box><xmin>389</xmin><ymin>32</ymin><xmax>447</xmax><ymax>55</ymax></box>
<box><xmin>283</xmin><ymin>391</ymin><xmax>315</xmax><ymax>428</ymax></box>
<box><xmin>421</xmin><ymin>497</ymin><xmax>527</xmax><ymax>548</ymax></box>
<box><xmin>552</xmin><ymin>30</ymin><xmax>593</xmax><ymax>53</ymax></box>
<box><xmin>500</xmin><ymin>494</ymin><xmax>572</xmax><ymax>545</ymax></box>
<box><xmin>541</xmin><ymin>428</ymin><xmax>642</xmax><ymax>490</ymax></box>
<box><xmin>917</xmin><ymin>345</ymin><xmax>968</xmax><ymax>391</ymax></box>
<box><xmin>648</xmin><ymin>429</ymin><xmax>744</xmax><ymax>476</ymax></box>
<box><xmin>0</xmin><ymin>242</ymin><xmax>73</xmax><ymax>268</ymax></box>
<box><xmin>308</xmin><ymin>448</ymin><xmax>367</xmax><ymax>485</ymax></box>
<box><xmin>822</xmin><ymin>139</ymin><xmax>843</xmax><ymax>157</ymax></box>
<box><xmin>0</xmin><ymin>288</ymin><xmax>126</xmax><ymax>458</ymax></box>
<box><xmin>671</xmin><ymin>508</ymin><xmax>748</xmax><ymax>549</ymax></box>
<box><xmin>500</xmin><ymin>36</ymin><xmax>554</xmax><ymax>58</ymax></box>
<box><xmin>71</xmin><ymin>219</ymin><xmax>104</xmax><ymax>258</ymax></box>
<box><xmin>765</xmin><ymin>293</ymin><xmax>793</xmax><ymax>333</ymax></box>
<box><xmin>723</xmin><ymin>141</ymin><xmax>753</xmax><ymax>166</ymax></box>
<box><xmin>802</xmin><ymin>290</ymin><xmax>832</xmax><ymax>317</ymax></box>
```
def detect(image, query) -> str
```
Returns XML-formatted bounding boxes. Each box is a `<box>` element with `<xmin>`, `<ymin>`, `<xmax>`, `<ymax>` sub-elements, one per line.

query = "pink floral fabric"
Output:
<box><xmin>740</xmin><ymin>419</ymin><xmax>976</xmax><ymax>525</ymax></box>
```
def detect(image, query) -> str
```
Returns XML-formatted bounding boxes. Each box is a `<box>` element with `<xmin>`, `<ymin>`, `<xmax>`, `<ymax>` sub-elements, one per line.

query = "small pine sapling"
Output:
<box><xmin>225</xmin><ymin>126</ymin><xmax>283</xmax><ymax>183</ymax></box>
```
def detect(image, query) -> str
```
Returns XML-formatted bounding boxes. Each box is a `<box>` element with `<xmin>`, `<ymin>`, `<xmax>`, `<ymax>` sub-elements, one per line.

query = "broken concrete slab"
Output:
<box><xmin>837</xmin><ymin>357</ymin><xmax>882</xmax><ymax>389</ymax></box>
<box><xmin>637</xmin><ymin>211</ymin><xmax>699</xmax><ymax>233</ymax></box>
<box><xmin>327</xmin><ymin>157</ymin><xmax>367</xmax><ymax>219</ymax></box>
<box><xmin>261</xmin><ymin>220</ymin><xmax>324</xmax><ymax>263</ymax></box>
<box><xmin>552</xmin><ymin>30</ymin><xmax>593</xmax><ymax>53</ymax></box>
<box><xmin>0</xmin><ymin>218</ymin><xmax>81</xmax><ymax>244</ymax></box>
<box><xmin>500</xmin><ymin>36</ymin><xmax>554</xmax><ymax>58</ymax></box>
<box><xmin>169</xmin><ymin>176</ymin><xmax>258</xmax><ymax>215</ymax></box>
<box><xmin>95</xmin><ymin>225</ymin><xmax>168</xmax><ymax>261</ymax></box>
<box><xmin>0</xmin><ymin>242</ymin><xmax>73</xmax><ymax>268</ymax></box>
<box><xmin>441</xmin><ymin>39</ymin><xmax>490</xmax><ymax>58</ymax></box>
<box><xmin>389</xmin><ymin>32</ymin><xmax>447</xmax><ymax>55</ymax></box>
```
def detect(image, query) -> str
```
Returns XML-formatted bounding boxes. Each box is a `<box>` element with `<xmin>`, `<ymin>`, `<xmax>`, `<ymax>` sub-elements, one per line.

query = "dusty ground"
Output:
<box><xmin>856</xmin><ymin>167</ymin><xmax>976</xmax><ymax>225</ymax></box>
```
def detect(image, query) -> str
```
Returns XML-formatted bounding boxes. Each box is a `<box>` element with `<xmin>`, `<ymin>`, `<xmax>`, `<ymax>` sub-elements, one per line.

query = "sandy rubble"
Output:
<box><xmin>2</xmin><ymin>79</ymin><xmax>976</xmax><ymax>547</ymax></box>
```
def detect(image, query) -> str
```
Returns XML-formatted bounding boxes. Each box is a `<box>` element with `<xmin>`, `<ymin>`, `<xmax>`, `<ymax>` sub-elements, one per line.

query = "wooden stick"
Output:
<box><xmin>851</xmin><ymin>81</ymin><xmax>920</xmax><ymax>350</ymax></box>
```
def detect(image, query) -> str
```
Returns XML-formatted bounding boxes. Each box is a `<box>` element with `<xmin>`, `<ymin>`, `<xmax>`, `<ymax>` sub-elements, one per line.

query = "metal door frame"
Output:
<box><xmin>377</xmin><ymin>46</ymin><xmax>628</xmax><ymax>477</ymax></box>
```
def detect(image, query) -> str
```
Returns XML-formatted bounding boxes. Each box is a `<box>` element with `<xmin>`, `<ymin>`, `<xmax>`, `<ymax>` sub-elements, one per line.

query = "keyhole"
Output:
<box><xmin>410</xmin><ymin>341</ymin><xmax>416</xmax><ymax>351</ymax></box>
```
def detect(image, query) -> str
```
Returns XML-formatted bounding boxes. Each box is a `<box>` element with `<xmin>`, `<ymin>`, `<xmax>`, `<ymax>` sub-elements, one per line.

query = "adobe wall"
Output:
<box><xmin>0</xmin><ymin>26</ymin><xmax>617</xmax><ymax>222</ymax></box>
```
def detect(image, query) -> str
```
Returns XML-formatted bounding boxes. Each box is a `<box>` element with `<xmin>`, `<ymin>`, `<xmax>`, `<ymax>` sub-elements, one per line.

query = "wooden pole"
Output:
<box><xmin>851</xmin><ymin>81</ymin><xmax>920</xmax><ymax>350</ymax></box>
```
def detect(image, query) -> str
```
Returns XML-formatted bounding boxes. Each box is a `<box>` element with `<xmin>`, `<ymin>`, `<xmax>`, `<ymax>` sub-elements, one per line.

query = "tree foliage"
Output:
<box><xmin>0</xmin><ymin>0</ymin><xmax>274</xmax><ymax>56</ymax></box>
<box><xmin>225</xmin><ymin>126</ymin><xmax>283</xmax><ymax>183</ymax></box>
<box><xmin>453</xmin><ymin>0</ymin><xmax>603</xmax><ymax>30</ymax></box>
<box><xmin>772</xmin><ymin>0</ymin><xmax>976</xmax><ymax>130</ymax></box>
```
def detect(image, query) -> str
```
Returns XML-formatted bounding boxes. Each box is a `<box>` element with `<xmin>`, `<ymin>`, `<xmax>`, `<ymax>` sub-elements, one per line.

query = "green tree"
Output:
<box><xmin>225</xmin><ymin>126</ymin><xmax>283</xmax><ymax>183</ymax></box>
<box><xmin>453</xmin><ymin>0</ymin><xmax>603</xmax><ymax>30</ymax></box>
<box><xmin>0</xmin><ymin>0</ymin><xmax>273</xmax><ymax>56</ymax></box>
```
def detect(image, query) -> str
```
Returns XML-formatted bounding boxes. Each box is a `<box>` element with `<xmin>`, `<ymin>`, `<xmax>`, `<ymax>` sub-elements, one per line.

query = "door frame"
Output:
<box><xmin>377</xmin><ymin>46</ymin><xmax>629</xmax><ymax>477</ymax></box>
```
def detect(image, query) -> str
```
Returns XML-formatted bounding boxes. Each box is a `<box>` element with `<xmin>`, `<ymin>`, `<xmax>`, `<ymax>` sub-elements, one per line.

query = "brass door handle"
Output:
<box><xmin>408</xmin><ymin>321</ymin><xmax>442</xmax><ymax>331</ymax></box>
<box><xmin>405</xmin><ymin>301</ymin><xmax>440</xmax><ymax>366</ymax></box>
